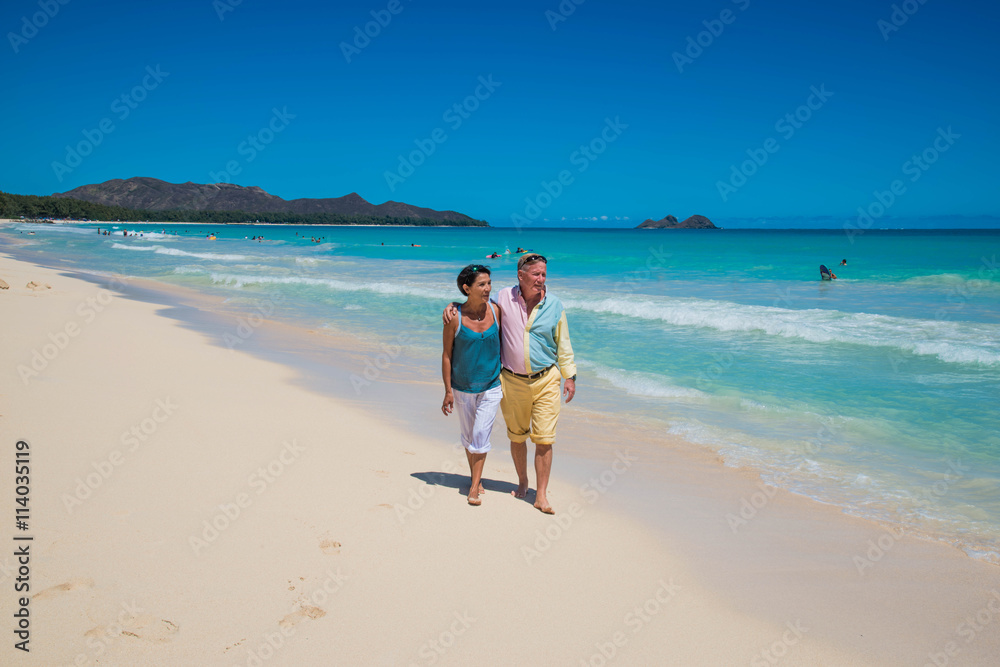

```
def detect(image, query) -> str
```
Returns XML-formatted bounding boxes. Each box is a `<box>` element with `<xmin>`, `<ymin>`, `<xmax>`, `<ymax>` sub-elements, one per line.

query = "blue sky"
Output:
<box><xmin>2</xmin><ymin>0</ymin><xmax>998</xmax><ymax>227</ymax></box>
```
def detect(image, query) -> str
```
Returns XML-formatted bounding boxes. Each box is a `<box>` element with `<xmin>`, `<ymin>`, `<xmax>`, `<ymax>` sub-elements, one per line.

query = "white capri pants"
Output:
<box><xmin>454</xmin><ymin>385</ymin><xmax>503</xmax><ymax>454</ymax></box>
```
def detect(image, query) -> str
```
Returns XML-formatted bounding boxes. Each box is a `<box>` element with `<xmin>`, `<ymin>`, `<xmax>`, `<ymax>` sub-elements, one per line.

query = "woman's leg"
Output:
<box><xmin>466</xmin><ymin>450</ymin><xmax>487</xmax><ymax>505</ymax></box>
<box><xmin>464</xmin><ymin>448</ymin><xmax>485</xmax><ymax>493</ymax></box>
<box><xmin>466</xmin><ymin>386</ymin><xmax>502</xmax><ymax>504</ymax></box>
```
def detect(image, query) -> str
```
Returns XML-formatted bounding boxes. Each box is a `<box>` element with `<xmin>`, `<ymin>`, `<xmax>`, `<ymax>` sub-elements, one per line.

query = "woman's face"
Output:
<box><xmin>466</xmin><ymin>272</ymin><xmax>492</xmax><ymax>300</ymax></box>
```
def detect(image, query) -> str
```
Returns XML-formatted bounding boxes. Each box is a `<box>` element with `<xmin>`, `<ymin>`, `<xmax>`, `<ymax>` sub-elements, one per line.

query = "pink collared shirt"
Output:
<box><xmin>494</xmin><ymin>285</ymin><xmax>576</xmax><ymax>379</ymax></box>
<box><xmin>496</xmin><ymin>285</ymin><xmax>530</xmax><ymax>373</ymax></box>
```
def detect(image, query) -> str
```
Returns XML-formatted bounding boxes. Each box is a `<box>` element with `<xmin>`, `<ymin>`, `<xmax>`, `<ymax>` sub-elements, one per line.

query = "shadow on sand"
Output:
<box><xmin>410</xmin><ymin>471</ymin><xmax>530</xmax><ymax>501</ymax></box>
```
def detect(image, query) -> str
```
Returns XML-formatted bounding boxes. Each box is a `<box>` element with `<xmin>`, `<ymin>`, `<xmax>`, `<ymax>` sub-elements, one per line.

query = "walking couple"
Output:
<box><xmin>441</xmin><ymin>254</ymin><xmax>576</xmax><ymax>513</ymax></box>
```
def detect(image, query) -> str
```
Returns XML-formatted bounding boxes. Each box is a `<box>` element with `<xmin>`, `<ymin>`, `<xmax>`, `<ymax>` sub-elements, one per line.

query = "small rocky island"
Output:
<box><xmin>636</xmin><ymin>214</ymin><xmax>718</xmax><ymax>229</ymax></box>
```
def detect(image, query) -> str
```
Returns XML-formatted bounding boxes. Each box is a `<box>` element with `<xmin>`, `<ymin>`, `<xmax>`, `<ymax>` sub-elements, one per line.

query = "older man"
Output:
<box><xmin>447</xmin><ymin>253</ymin><xmax>576</xmax><ymax>513</ymax></box>
<box><xmin>499</xmin><ymin>253</ymin><xmax>576</xmax><ymax>514</ymax></box>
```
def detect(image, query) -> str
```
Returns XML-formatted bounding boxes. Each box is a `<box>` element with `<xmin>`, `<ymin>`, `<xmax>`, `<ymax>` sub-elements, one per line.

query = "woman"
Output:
<box><xmin>441</xmin><ymin>264</ymin><xmax>503</xmax><ymax>506</ymax></box>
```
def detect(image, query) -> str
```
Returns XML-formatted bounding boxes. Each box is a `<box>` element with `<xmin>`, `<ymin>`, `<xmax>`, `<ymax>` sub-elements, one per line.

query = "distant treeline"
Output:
<box><xmin>0</xmin><ymin>192</ymin><xmax>488</xmax><ymax>227</ymax></box>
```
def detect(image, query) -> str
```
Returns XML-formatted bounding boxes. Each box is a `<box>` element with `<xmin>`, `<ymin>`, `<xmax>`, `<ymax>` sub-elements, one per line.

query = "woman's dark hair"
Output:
<box><xmin>456</xmin><ymin>264</ymin><xmax>491</xmax><ymax>295</ymax></box>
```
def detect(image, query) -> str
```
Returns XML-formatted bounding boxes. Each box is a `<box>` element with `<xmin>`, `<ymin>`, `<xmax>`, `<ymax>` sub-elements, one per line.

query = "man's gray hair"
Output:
<box><xmin>517</xmin><ymin>253</ymin><xmax>547</xmax><ymax>271</ymax></box>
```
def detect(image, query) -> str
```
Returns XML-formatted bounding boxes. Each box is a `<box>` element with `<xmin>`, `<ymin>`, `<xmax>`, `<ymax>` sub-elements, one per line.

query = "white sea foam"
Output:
<box><xmin>154</xmin><ymin>247</ymin><xmax>248</xmax><ymax>261</ymax></box>
<box><xmin>902</xmin><ymin>273</ymin><xmax>1000</xmax><ymax>291</ymax></box>
<box><xmin>21</xmin><ymin>224</ymin><xmax>97</xmax><ymax>235</ymax></box>
<box><xmin>207</xmin><ymin>272</ymin><xmax>452</xmax><ymax>300</ymax></box>
<box><xmin>740</xmin><ymin>398</ymin><xmax>780</xmax><ymax>412</ymax></box>
<box><xmin>112</xmin><ymin>243</ymin><xmax>157</xmax><ymax>251</ymax></box>
<box><xmin>564</xmin><ymin>296</ymin><xmax>1000</xmax><ymax>367</ymax></box>
<box><xmin>133</xmin><ymin>232</ymin><xmax>176</xmax><ymax>240</ymax></box>
<box><xmin>584</xmin><ymin>362</ymin><xmax>706</xmax><ymax>399</ymax></box>
<box><xmin>111</xmin><ymin>243</ymin><xmax>247</xmax><ymax>261</ymax></box>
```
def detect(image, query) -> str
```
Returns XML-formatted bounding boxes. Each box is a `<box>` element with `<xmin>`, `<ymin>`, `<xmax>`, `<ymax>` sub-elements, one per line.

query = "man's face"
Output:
<box><xmin>518</xmin><ymin>261</ymin><xmax>547</xmax><ymax>299</ymax></box>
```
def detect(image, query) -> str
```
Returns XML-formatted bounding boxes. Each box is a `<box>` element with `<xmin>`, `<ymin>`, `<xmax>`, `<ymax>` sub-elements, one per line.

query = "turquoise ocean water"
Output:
<box><xmin>5</xmin><ymin>222</ymin><xmax>999</xmax><ymax>562</ymax></box>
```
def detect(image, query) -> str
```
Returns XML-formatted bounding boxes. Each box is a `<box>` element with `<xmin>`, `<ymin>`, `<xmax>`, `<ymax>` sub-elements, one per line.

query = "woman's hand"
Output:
<box><xmin>442</xmin><ymin>390</ymin><xmax>454</xmax><ymax>415</ymax></box>
<box><xmin>442</xmin><ymin>303</ymin><xmax>459</xmax><ymax>325</ymax></box>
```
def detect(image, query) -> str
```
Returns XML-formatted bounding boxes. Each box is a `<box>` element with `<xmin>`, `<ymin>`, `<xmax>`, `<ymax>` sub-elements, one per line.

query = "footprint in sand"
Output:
<box><xmin>0</xmin><ymin>278</ymin><xmax>9</xmax><ymax>290</ymax></box>
<box><xmin>26</xmin><ymin>281</ymin><xmax>51</xmax><ymax>291</ymax></box>
<box><xmin>120</xmin><ymin>616</ymin><xmax>179</xmax><ymax>643</ymax></box>
<box><xmin>319</xmin><ymin>535</ymin><xmax>342</xmax><ymax>555</ymax></box>
<box><xmin>87</xmin><ymin>615</ymin><xmax>178</xmax><ymax>644</ymax></box>
<box><xmin>33</xmin><ymin>578</ymin><xmax>94</xmax><ymax>601</ymax></box>
<box><xmin>224</xmin><ymin>638</ymin><xmax>247</xmax><ymax>652</ymax></box>
<box><xmin>279</xmin><ymin>606</ymin><xmax>325</xmax><ymax>629</ymax></box>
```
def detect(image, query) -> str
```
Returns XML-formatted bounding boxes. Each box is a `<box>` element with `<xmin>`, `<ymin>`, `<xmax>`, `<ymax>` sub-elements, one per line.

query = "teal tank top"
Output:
<box><xmin>451</xmin><ymin>303</ymin><xmax>501</xmax><ymax>393</ymax></box>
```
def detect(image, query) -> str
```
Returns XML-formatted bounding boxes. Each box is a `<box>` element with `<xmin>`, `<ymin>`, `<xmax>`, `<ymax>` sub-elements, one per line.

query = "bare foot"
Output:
<box><xmin>534</xmin><ymin>498</ymin><xmax>555</xmax><ymax>514</ymax></box>
<box><xmin>467</xmin><ymin>494</ymin><xmax>482</xmax><ymax>506</ymax></box>
<box><xmin>511</xmin><ymin>482</ymin><xmax>529</xmax><ymax>499</ymax></box>
<box><xmin>478</xmin><ymin>484</ymin><xmax>486</xmax><ymax>494</ymax></box>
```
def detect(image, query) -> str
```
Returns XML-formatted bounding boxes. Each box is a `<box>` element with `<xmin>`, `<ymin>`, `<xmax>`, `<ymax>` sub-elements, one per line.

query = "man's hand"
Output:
<box><xmin>442</xmin><ymin>390</ymin><xmax>454</xmax><ymax>415</ymax></box>
<box><xmin>442</xmin><ymin>302</ymin><xmax>459</xmax><ymax>325</ymax></box>
<box><xmin>563</xmin><ymin>378</ymin><xmax>575</xmax><ymax>403</ymax></box>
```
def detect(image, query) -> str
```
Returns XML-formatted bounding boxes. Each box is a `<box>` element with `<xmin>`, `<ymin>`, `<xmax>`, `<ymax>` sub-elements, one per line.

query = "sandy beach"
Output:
<box><xmin>2</xmin><ymin>249</ymin><xmax>999</xmax><ymax>666</ymax></box>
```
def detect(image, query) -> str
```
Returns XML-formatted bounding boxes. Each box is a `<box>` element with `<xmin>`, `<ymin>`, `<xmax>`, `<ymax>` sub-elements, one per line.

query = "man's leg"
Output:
<box><xmin>500</xmin><ymin>374</ymin><xmax>532</xmax><ymax>498</ymax></box>
<box><xmin>534</xmin><ymin>444</ymin><xmax>554</xmax><ymax>514</ymax></box>
<box><xmin>530</xmin><ymin>367</ymin><xmax>562</xmax><ymax>514</ymax></box>
<box><xmin>510</xmin><ymin>440</ymin><xmax>529</xmax><ymax>498</ymax></box>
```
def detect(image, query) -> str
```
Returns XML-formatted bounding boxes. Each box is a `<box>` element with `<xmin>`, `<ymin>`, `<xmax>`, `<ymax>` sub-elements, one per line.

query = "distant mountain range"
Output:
<box><xmin>637</xmin><ymin>214</ymin><xmax>718</xmax><ymax>229</ymax></box>
<box><xmin>52</xmin><ymin>177</ymin><xmax>482</xmax><ymax>224</ymax></box>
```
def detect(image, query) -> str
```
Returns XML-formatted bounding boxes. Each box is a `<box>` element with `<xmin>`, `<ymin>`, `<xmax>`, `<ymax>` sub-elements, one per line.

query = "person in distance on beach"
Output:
<box><xmin>444</xmin><ymin>253</ymin><xmax>577</xmax><ymax>514</ymax></box>
<box><xmin>441</xmin><ymin>265</ymin><xmax>503</xmax><ymax>506</ymax></box>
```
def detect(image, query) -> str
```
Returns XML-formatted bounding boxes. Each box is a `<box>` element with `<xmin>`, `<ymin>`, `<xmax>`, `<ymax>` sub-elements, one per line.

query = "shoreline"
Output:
<box><xmin>0</xmin><ymin>219</ymin><xmax>490</xmax><ymax>229</ymax></box>
<box><xmin>3</xmin><ymin>249</ymin><xmax>1000</xmax><ymax>664</ymax></box>
<box><xmin>7</xmin><ymin>219</ymin><xmax>1000</xmax><ymax>232</ymax></box>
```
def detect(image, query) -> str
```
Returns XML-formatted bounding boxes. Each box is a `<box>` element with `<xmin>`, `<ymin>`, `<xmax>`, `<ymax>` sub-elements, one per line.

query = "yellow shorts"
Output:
<box><xmin>500</xmin><ymin>365</ymin><xmax>562</xmax><ymax>445</ymax></box>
